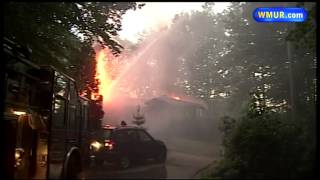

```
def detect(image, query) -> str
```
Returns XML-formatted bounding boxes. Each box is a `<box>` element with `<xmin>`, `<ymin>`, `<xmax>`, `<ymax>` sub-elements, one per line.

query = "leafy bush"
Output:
<box><xmin>211</xmin><ymin>102</ymin><xmax>315</xmax><ymax>178</ymax></box>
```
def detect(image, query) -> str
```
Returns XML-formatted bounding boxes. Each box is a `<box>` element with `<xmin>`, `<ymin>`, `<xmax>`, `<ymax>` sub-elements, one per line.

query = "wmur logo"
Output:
<box><xmin>253</xmin><ymin>7</ymin><xmax>308</xmax><ymax>23</ymax></box>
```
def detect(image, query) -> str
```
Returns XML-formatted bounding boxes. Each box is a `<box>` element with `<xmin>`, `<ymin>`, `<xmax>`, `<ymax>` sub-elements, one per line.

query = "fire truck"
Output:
<box><xmin>2</xmin><ymin>37</ymin><xmax>94</xmax><ymax>179</ymax></box>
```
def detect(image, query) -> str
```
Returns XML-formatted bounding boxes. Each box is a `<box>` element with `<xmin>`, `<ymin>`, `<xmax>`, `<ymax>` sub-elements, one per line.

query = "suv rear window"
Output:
<box><xmin>101</xmin><ymin>129</ymin><xmax>113</xmax><ymax>140</ymax></box>
<box><xmin>114</xmin><ymin>129</ymin><xmax>138</xmax><ymax>142</ymax></box>
<box><xmin>137</xmin><ymin>130</ymin><xmax>153</xmax><ymax>142</ymax></box>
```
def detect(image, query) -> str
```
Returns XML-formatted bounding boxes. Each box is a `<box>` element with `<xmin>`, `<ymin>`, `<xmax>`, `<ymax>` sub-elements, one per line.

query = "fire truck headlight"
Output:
<box><xmin>90</xmin><ymin>141</ymin><xmax>102</xmax><ymax>151</ymax></box>
<box><xmin>15</xmin><ymin>148</ymin><xmax>24</xmax><ymax>159</ymax></box>
<box><xmin>15</xmin><ymin>151</ymin><xmax>20</xmax><ymax>159</ymax></box>
<box><xmin>13</xmin><ymin>111</ymin><xmax>27</xmax><ymax>116</ymax></box>
<box><xmin>15</xmin><ymin>148</ymin><xmax>25</xmax><ymax>168</ymax></box>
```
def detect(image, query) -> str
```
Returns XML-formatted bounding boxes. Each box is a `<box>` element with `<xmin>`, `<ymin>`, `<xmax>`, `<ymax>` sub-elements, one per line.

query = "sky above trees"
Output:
<box><xmin>118</xmin><ymin>2</ymin><xmax>230</xmax><ymax>43</ymax></box>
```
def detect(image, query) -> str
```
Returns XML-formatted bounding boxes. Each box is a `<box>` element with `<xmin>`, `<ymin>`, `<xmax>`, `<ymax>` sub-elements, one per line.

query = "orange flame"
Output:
<box><xmin>95</xmin><ymin>49</ymin><xmax>113</xmax><ymax>103</ymax></box>
<box><xmin>172</xmin><ymin>96</ymin><xmax>181</xmax><ymax>100</ymax></box>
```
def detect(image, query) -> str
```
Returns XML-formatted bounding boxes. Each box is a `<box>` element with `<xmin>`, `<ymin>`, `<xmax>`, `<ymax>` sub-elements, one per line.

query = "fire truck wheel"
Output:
<box><xmin>66</xmin><ymin>154</ymin><xmax>81</xmax><ymax>179</ymax></box>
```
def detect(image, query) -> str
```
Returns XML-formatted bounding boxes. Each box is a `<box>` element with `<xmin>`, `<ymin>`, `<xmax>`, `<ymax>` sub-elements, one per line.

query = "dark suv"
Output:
<box><xmin>89</xmin><ymin>125</ymin><xmax>167</xmax><ymax>169</ymax></box>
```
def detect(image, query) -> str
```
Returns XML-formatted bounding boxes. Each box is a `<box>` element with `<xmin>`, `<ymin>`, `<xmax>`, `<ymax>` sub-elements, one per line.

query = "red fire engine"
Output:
<box><xmin>2</xmin><ymin>37</ymin><xmax>97</xmax><ymax>179</ymax></box>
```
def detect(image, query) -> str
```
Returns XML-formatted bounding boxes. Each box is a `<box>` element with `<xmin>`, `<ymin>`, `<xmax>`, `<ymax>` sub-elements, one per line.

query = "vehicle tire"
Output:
<box><xmin>118</xmin><ymin>155</ymin><xmax>130</xmax><ymax>169</ymax></box>
<box><xmin>66</xmin><ymin>155</ymin><xmax>81</xmax><ymax>179</ymax></box>
<box><xmin>155</xmin><ymin>150</ymin><xmax>166</xmax><ymax>163</ymax></box>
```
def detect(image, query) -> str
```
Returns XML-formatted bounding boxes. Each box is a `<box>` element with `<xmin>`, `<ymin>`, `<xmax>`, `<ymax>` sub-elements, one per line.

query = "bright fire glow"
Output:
<box><xmin>94</xmin><ymin>47</ymin><xmax>139</xmax><ymax>108</ymax></box>
<box><xmin>173</xmin><ymin>96</ymin><xmax>181</xmax><ymax>100</ymax></box>
<box><xmin>95</xmin><ymin>49</ymin><xmax>114</xmax><ymax>103</ymax></box>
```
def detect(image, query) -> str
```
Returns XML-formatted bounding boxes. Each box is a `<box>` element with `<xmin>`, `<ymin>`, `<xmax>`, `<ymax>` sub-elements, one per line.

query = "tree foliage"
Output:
<box><xmin>4</xmin><ymin>2</ymin><xmax>142</xmax><ymax>55</ymax></box>
<box><xmin>4</xmin><ymin>2</ymin><xmax>142</xmax><ymax>81</ymax></box>
<box><xmin>199</xmin><ymin>2</ymin><xmax>316</xmax><ymax>178</ymax></box>
<box><xmin>131</xmin><ymin>5</ymin><xmax>315</xmax><ymax>172</ymax></box>
<box><xmin>4</xmin><ymin>2</ymin><xmax>143</xmax><ymax>122</ymax></box>
<box><xmin>212</xmin><ymin>91</ymin><xmax>315</xmax><ymax>178</ymax></box>
<box><xmin>133</xmin><ymin>2</ymin><xmax>315</xmax><ymax>178</ymax></box>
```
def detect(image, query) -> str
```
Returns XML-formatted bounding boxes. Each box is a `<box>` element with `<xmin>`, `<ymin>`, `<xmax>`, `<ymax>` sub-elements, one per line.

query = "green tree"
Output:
<box><xmin>211</xmin><ymin>91</ymin><xmax>312</xmax><ymax>178</ymax></box>
<box><xmin>4</xmin><ymin>2</ymin><xmax>143</xmax><ymax>82</ymax></box>
<box><xmin>144</xmin><ymin>2</ymin><xmax>315</xmax><ymax>179</ymax></box>
<box><xmin>4</xmin><ymin>2</ymin><xmax>144</xmax><ymax>122</ymax></box>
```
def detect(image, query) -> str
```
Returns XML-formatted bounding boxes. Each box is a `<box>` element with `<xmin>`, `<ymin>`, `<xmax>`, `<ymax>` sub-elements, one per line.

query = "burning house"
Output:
<box><xmin>144</xmin><ymin>95</ymin><xmax>209</xmax><ymax>141</ymax></box>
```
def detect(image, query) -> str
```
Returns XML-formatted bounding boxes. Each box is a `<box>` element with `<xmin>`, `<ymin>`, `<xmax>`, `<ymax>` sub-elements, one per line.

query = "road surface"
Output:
<box><xmin>79</xmin><ymin>150</ymin><xmax>215</xmax><ymax>179</ymax></box>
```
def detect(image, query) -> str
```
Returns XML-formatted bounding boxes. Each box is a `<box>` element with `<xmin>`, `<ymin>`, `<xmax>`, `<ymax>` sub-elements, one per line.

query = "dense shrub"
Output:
<box><xmin>211</xmin><ymin>104</ymin><xmax>315</xmax><ymax>179</ymax></box>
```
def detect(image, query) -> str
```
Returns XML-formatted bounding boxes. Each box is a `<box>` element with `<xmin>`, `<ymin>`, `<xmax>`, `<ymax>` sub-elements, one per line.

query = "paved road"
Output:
<box><xmin>79</xmin><ymin>150</ymin><xmax>215</xmax><ymax>179</ymax></box>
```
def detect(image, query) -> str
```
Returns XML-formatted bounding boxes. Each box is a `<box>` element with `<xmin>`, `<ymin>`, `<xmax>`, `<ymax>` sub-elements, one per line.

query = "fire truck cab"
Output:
<box><xmin>3</xmin><ymin>37</ymin><xmax>90</xmax><ymax>179</ymax></box>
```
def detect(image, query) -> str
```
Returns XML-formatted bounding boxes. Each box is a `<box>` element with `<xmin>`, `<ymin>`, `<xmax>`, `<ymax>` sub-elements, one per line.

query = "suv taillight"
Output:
<box><xmin>104</xmin><ymin>140</ymin><xmax>114</xmax><ymax>150</ymax></box>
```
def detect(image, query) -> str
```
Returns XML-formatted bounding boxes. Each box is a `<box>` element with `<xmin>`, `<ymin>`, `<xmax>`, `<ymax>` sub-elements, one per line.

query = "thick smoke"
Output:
<box><xmin>101</xmin><ymin>11</ymin><xmax>222</xmax><ymax>157</ymax></box>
